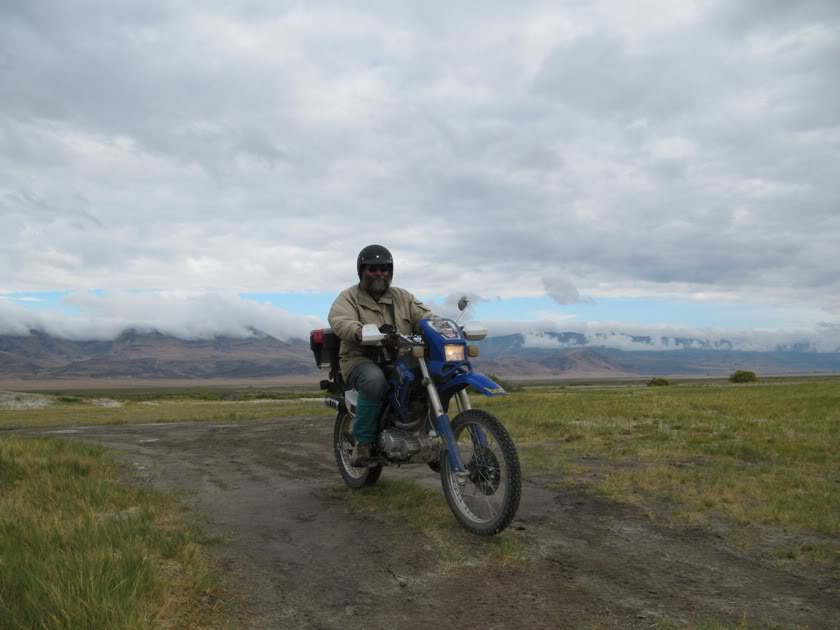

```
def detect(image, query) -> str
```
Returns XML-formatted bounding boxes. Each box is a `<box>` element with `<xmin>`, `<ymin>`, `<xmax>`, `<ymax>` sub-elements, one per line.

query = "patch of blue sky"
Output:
<box><xmin>240</xmin><ymin>292</ymin><xmax>337</xmax><ymax>318</ymax></box>
<box><xmin>3</xmin><ymin>290</ymin><xmax>800</xmax><ymax>330</ymax></box>
<box><xmin>232</xmin><ymin>292</ymin><xmax>800</xmax><ymax>330</ymax></box>
<box><xmin>468</xmin><ymin>296</ymin><xmax>799</xmax><ymax>329</ymax></box>
<box><xmin>1</xmin><ymin>291</ymin><xmax>74</xmax><ymax>312</ymax></box>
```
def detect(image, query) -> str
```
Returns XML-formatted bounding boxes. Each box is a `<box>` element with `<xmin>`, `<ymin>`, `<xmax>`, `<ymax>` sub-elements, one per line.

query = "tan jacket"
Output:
<box><xmin>328</xmin><ymin>284</ymin><xmax>432</xmax><ymax>377</ymax></box>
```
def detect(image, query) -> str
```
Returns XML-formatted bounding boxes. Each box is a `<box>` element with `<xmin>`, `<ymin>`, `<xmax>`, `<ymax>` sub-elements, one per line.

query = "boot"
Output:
<box><xmin>350</xmin><ymin>442</ymin><xmax>371</xmax><ymax>466</ymax></box>
<box><xmin>352</xmin><ymin>397</ymin><xmax>381</xmax><ymax>445</ymax></box>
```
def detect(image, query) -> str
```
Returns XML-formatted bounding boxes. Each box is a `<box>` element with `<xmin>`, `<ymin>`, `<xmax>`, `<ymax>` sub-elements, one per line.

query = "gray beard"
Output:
<box><xmin>361</xmin><ymin>275</ymin><xmax>391</xmax><ymax>296</ymax></box>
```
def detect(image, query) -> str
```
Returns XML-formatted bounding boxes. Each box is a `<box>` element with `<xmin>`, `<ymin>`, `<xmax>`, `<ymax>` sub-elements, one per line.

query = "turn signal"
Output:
<box><xmin>467</xmin><ymin>345</ymin><xmax>479</xmax><ymax>358</ymax></box>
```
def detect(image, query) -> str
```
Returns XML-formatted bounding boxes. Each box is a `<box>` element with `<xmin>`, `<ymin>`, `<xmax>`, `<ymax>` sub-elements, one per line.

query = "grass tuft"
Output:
<box><xmin>0</xmin><ymin>436</ymin><xmax>231</xmax><ymax>629</ymax></box>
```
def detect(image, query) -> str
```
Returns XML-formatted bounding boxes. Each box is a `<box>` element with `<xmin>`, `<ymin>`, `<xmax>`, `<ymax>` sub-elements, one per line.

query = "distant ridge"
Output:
<box><xmin>1</xmin><ymin>329</ymin><xmax>839</xmax><ymax>381</ymax></box>
<box><xmin>475</xmin><ymin>333</ymin><xmax>840</xmax><ymax>377</ymax></box>
<box><xmin>0</xmin><ymin>329</ymin><xmax>317</xmax><ymax>380</ymax></box>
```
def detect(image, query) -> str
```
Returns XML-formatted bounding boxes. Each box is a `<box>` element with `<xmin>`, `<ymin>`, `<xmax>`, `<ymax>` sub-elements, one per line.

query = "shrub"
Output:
<box><xmin>485</xmin><ymin>373</ymin><xmax>523</xmax><ymax>393</ymax></box>
<box><xmin>730</xmin><ymin>370</ymin><xmax>758</xmax><ymax>383</ymax></box>
<box><xmin>647</xmin><ymin>377</ymin><xmax>671</xmax><ymax>387</ymax></box>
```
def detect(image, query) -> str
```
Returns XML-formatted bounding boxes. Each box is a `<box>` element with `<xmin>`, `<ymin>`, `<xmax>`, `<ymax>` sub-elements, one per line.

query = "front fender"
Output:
<box><xmin>439</xmin><ymin>371</ymin><xmax>508</xmax><ymax>398</ymax></box>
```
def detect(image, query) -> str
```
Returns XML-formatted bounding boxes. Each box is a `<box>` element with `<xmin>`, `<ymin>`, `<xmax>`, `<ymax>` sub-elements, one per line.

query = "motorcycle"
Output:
<box><xmin>309</xmin><ymin>297</ymin><xmax>521</xmax><ymax>535</ymax></box>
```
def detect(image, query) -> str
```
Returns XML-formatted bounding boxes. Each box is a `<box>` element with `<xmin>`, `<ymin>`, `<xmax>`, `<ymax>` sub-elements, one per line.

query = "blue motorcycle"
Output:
<box><xmin>310</xmin><ymin>297</ymin><xmax>521</xmax><ymax>535</ymax></box>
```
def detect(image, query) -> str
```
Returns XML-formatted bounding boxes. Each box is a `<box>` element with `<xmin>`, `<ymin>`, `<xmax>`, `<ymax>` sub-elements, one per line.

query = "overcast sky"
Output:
<box><xmin>1</xmin><ymin>1</ymin><xmax>839</xmax><ymax>348</ymax></box>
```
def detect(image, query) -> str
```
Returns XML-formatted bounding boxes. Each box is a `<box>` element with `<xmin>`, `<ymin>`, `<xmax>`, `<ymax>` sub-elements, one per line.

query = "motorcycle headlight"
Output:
<box><xmin>443</xmin><ymin>344</ymin><xmax>466</xmax><ymax>362</ymax></box>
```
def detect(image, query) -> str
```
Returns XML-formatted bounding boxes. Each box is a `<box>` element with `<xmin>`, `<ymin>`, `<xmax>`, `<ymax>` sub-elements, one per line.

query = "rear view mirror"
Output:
<box><xmin>457</xmin><ymin>296</ymin><xmax>471</xmax><ymax>311</ymax></box>
<box><xmin>360</xmin><ymin>324</ymin><xmax>385</xmax><ymax>345</ymax></box>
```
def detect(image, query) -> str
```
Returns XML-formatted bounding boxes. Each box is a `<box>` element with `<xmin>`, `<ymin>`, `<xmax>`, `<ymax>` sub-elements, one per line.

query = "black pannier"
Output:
<box><xmin>309</xmin><ymin>328</ymin><xmax>341</xmax><ymax>369</ymax></box>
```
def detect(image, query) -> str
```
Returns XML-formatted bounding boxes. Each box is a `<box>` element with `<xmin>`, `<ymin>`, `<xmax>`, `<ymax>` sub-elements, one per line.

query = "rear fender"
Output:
<box><xmin>344</xmin><ymin>389</ymin><xmax>358</xmax><ymax>415</ymax></box>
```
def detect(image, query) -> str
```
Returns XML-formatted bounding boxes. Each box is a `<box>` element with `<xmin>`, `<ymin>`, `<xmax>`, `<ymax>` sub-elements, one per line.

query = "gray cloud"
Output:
<box><xmin>0</xmin><ymin>0</ymin><xmax>838</xmax><ymax>326</ymax></box>
<box><xmin>542</xmin><ymin>275</ymin><xmax>580</xmax><ymax>305</ymax></box>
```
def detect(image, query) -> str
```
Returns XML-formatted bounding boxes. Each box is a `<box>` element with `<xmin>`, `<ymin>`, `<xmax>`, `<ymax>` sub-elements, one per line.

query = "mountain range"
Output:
<box><xmin>0</xmin><ymin>329</ymin><xmax>315</xmax><ymax>381</ymax></box>
<box><xmin>2</xmin><ymin>328</ymin><xmax>840</xmax><ymax>382</ymax></box>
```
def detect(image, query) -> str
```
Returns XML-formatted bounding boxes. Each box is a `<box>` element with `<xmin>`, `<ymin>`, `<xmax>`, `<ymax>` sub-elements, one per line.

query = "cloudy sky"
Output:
<box><xmin>1</xmin><ymin>1</ymin><xmax>839</xmax><ymax>349</ymax></box>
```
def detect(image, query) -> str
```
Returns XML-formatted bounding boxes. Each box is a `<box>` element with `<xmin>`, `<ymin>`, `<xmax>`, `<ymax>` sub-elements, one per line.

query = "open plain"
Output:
<box><xmin>2</xmin><ymin>379</ymin><xmax>839</xmax><ymax>628</ymax></box>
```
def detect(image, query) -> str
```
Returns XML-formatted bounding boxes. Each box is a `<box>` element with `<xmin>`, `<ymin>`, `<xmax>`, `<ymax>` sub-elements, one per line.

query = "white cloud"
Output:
<box><xmin>492</xmin><ymin>318</ymin><xmax>840</xmax><ymax>353</ymax></box>
<box><xmin>2</xmin><ymin>290</ymin><xmax>838</xmax><ymax>352</ymax></box>
<box><xmin>521</xmin><ymin>332</ymin><xmax>568</xmax><ymax>349</ymax></box>
<box><xmin>0</xmin><ymin>0</ymin><xmax>838</xmax><ymax>323</ymax></box>
<box><xmin>0</xmin><ymin>292</ymin><xmax>323</xmax><ymax>341</ymax></box>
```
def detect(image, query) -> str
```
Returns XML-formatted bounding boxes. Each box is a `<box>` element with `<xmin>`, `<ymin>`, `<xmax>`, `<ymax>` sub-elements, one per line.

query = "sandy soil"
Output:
<box><xmin>5</xmin><ymin>417</ymin><xmax>838</xmax><ymax>629</ymax></box>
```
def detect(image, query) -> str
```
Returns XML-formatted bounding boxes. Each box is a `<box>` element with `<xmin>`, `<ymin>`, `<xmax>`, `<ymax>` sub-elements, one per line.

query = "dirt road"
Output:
<box><xmin>9</xmin><ymin>417</ymin><xmax>839</xmax><ymax>629</ymax></box>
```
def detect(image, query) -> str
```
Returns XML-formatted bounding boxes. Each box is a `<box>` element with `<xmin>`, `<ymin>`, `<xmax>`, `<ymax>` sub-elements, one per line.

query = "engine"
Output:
<box><xmin>377</xmin><ymin>428</ymin><xmax>439</xmax><ymax>462</ymax></box>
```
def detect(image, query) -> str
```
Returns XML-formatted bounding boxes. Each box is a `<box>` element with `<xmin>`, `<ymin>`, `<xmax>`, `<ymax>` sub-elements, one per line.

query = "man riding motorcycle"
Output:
<box><xmin>328</xmin><ymin>244</ymin><xmax>432</xmax><ymax>465</ymax></box>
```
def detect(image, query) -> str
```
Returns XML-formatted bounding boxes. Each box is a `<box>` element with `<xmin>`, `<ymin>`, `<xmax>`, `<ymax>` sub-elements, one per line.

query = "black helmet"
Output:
<box><xmin>356</xmin><ymin>244</ymin><xmax>393</xmax><ymax>279</ymax></box>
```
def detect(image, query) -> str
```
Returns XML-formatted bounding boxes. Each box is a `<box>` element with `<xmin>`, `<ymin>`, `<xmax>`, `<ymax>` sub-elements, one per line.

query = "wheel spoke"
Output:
<box><xmin>447</xmin><ymin>419</ymin><xmax>511</xmax><ymax>524</ymax></box>
<box><xmin>483</xmin><ymin>493</ymin><xmax>498</xmax><ymax>518</ymax></box>
<box><xmin>439</xmin><ymin>410</ymin><xmax>520</xmax><ymax>534</ymax></box>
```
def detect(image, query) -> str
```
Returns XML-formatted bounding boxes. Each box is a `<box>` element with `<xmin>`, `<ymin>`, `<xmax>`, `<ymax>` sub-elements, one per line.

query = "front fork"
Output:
<box><xmin>418</xmin><ymin>358</ymin><xmax>484</xmax><ymax>475</ymax></box>
<box><xmin>455</xmin><ymin>388</ymin><xmax>491</xmax><ymax>451</ymax></box>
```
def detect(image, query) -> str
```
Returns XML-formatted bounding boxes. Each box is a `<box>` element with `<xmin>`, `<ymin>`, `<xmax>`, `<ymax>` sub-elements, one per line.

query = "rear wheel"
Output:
<box><xmin>334</xmin><ymin>411</ymin><xmax>382</xmax><ymax>488</ymax></box>
<box><xmin>440</xmin><ymin>409</ymin><xmax>521</xmax><ymax>535</ymax></box>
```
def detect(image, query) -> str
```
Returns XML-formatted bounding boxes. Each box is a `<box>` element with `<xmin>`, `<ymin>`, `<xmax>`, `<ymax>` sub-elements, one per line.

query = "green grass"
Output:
<box><xmin>480</xmin><ymin>378</ymin><xmax>840</xmax><ymax>573</ymax></box>
<box><xmin>0</xmin><ymin>436</ymin><xmax>232</xmax><ymax>629</ymax></box>
<box><xmin>0</xmin><ymin>394</ymin><xmax>332</xmax><ymax>428</ymax></box>
<box><xmin>331</xmin><ymin>479</ymin><xmax>528</xmax><ymax>571</ymax></box>
<box><xmin>3</xmin><ymin>377</ymin><xmax>838</xmax><ymax>580</ymax></box>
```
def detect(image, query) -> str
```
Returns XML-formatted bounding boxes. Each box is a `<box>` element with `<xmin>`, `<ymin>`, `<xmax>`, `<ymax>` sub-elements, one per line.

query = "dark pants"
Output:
<box><xmin>347</xmin><ymin>360</ymin><xmax>388</xmax><ymax>444</ymax></box>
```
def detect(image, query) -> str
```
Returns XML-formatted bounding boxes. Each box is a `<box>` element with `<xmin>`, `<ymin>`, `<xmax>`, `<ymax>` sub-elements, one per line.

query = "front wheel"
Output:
<box><xmin>334</xmin><ymin>411</ymin><xmax>382</xmax><ymax>488</ymax></box>
<box><xmin>440</xmin><ymin>409</ymin><xmax>521</xmax><ymax>535</ymax></box>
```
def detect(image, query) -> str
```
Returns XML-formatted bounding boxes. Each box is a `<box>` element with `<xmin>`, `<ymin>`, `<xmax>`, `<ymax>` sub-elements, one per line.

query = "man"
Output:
<box><xmin>328</xmin><ymin>244</ymin><xmax>431</xmax><ymax>465</ymax></box>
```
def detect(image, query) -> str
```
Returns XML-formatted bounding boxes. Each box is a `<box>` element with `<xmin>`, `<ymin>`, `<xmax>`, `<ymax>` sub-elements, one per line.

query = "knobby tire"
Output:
<box><xmin>440</xmin><ymin>409</ymin><xmax>521</xmax><ymax>535</ymax></box>
<box><xmin>333</xmin><ymin>411</ymin><xmax>382</xmax><ymax>489</ymax></box>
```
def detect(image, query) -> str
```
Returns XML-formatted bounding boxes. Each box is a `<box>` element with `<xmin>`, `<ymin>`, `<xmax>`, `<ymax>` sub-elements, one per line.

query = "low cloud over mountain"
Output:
<box><xmin>0</xmin><ymin>292</ymin><xmax>322</xmax><ymax>341</ymax></box>
<box><xmin>3</xmin><ymin>292</ymin><xmax>839</xmax><ymax>354</ymax></box>
<box><xmin>2</xmin><ymin>326</ymin><xmax>838</xmax><ymax>382</ymax></box>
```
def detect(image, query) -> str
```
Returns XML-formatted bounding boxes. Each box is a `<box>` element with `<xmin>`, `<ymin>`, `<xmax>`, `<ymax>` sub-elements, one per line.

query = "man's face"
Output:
<box><xmin>361</xmin><ymin>264</ymin><xmax>392</xmax><ymax>294</ymax></box>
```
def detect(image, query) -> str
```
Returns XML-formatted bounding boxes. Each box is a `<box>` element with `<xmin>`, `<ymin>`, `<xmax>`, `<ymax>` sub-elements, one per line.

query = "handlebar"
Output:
<box><xmin>380</xmin><ymin>331</ymin><xmax>423</xmax><ymax>348</ymax></box>
<box><xmin>361</xmin><ymin>323</ymin><xmax>423</xmax><ymax>347</ymax></box>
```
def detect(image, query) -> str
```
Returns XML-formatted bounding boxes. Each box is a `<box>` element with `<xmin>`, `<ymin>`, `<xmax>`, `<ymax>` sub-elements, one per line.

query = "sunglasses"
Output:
<box><xmin>366</xmin><ymin>264</ymin><xmax>392</xmax><ymax>273</ymax></box>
